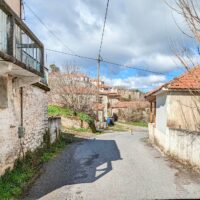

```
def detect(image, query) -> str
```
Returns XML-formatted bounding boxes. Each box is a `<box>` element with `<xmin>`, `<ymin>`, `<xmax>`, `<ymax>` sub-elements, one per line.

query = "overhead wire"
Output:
<box><xmin>98</xmin><ymin>0</ymin><xmax>110</xmax><ymax>57</ymax></box>
<box><xmin>46</xmin><ymin>48</ymin><xmax>165</xmax><ymax>75</ymax></box>
<box><xmin>24</xmin><ymin>1</ymin><xmax>74</xmax><ymax>54</ymax></box>
<box><xmin>25</xmin><ymin>1</ymin><xmax>170</xmax><ymax>77</ymax></box>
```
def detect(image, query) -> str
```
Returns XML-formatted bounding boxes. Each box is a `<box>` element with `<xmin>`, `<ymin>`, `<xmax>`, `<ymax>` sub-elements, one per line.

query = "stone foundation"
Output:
<box><xmin>61</xmin><ymin>117</ymin><xmax>89</xmax><ymax>129</ymax></box>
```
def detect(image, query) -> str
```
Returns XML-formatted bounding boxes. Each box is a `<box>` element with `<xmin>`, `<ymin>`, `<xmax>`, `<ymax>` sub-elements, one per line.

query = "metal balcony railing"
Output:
<box><xmin>0</xmin><ymin>0</ymin><xmax>44</xmax><ymax>76</ymax></box>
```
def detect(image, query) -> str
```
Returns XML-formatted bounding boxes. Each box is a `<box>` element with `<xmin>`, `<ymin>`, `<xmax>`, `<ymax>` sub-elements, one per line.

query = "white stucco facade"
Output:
<box><xmin>149</xmin><ymin>90</ymin><xmax>200</xmax><ymax>169</ymax></box>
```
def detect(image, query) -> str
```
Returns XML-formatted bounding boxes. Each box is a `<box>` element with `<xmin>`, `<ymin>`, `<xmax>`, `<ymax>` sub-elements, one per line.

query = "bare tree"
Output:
<box><xmin>164</xmin><ymin>1</ymin><xmax>200</xmax><ymax>133</ymax></box>
<box><xmin>49</xmin><ymin>65</ymin><xmax>98</xmax><ymax>116</ymax></box>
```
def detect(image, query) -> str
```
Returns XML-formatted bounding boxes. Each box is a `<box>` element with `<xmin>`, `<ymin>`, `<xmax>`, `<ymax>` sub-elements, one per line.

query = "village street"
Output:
<box><xmin>24</xmin><ymin>128</ymin><xmax>200</xmax><ymax>200</ymax></box>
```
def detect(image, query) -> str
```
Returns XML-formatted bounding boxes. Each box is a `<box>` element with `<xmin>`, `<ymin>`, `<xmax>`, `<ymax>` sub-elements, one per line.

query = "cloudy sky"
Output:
<box><xmin>24</xmin><ymin>0</ymin><xmax>199</xmax><ymax>91</ymax></box>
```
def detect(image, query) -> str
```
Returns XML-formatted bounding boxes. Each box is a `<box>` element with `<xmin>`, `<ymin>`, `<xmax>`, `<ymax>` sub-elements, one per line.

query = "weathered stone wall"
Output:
<box><xmin>0</xmin><ymin>75</ymin><xmax>48</xmax><ymax>176</ymax></box>
<box><xmin>62</xmin><ymin>117</ymin><xmax>89</xmax><ymax>129</ymax></box>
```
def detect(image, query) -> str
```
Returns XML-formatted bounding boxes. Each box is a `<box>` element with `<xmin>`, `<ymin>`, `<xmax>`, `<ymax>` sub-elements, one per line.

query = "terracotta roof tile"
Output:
<box><xmin>145</xmin><ymin>65</ymin><xmax>200</xmax><ymax>97</ymax></box>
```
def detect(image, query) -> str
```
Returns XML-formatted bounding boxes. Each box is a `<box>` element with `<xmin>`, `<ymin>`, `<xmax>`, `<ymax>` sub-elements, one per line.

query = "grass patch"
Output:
<box><xmin>120</xmin><ymin>121</ymin><xmax>148</xmax><ymax>128</ymax></box>
<box><xmin>108</xmin><ymin>123</ymin><xmax>128</xmax><ymax>132</ymax></box>
<box><xmin>48</xmin><ymin>105</ymin><xmax>74</xmax><ymax>117</ymax></box>
<box><xmin>69</xmin><ymin>127</ymin><xmax>92</xmax><ymax>133</ymax></box>
<box><xmin>48</xmin><ymin>105</ymin><xmax>96</xmax><ymax>133</ymax></box>
<box><xmin>0</xmin><ymin>133</ymin><xmax>76</xmax><ymax>200</ymax></box>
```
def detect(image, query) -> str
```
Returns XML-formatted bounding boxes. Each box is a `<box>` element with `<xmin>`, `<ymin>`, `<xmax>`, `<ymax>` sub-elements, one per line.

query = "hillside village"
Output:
<box><xmin>48</xmin><ymin>65</ymin><xmax>149</xmax><ymax>130</ymax></box>
<box><xmin>1</xmin><ymin>0</ymin><xmax>200</xmax><ymax>200</ymax></box>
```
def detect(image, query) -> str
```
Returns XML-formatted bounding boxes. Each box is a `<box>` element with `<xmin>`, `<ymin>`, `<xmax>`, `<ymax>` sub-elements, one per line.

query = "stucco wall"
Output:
<box><xmin>149</xmin><ymin>124</ymin><xmax>200</xmax><ymax>169</ymax></box>
<box><xmin>156</xmin><ymin>93</ymin><xmax>167</xmax><ymax>134</ymax></box>
<box><xmin>167</xmin><ymin>92</ymin><xmax>200</xmax><ymax>132</ymax></box>
<box><xmin>48</xmin><ymin>117</ymin><xmax>61</xmax><ymax>144</ymax></box>
<box><xmin>0</xmin><ymin>75</ymin><xmax>48</xmax><ymax>175</ymax></box>
<box><xmin>5</xmin><ymin>0</ymin><xmax>21</xmax><ymax>17</ymax></box>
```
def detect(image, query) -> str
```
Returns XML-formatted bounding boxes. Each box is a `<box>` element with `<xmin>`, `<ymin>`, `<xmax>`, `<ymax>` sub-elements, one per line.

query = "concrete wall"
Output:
<box><xmin>156</xmin><ymin>93</ymin><xmax>167</xmax><ymax>134</ymax></box>
<box><xmin>148</xmin><ymin>91</ymin><xmax>200</xmax><ymax>169</ymax></box>
<box><xmin>5</xmin><ymin>0</ymin><xmax>21</xmax><ymax>17</ymax></box>
<box><xmin>149</xmin><ymin>125</ymin><xmax>200</xmax><ymax>169</ymax></box>
<box><xmin>0</xmin><ymin>75</ymin><xmax>48</xmax><ymax>176</ymax></box>
<box><xmin>48</xmin><ymin>117</ymin><xmax>61</xmax><ymax>144</ymax></box>
<box><xmin>167</xmin><ymin>92</ymin><xmax>200</xmax><ymax>132</ymax></box>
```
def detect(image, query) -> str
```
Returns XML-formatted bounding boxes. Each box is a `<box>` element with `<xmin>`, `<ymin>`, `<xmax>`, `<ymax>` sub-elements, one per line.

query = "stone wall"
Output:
<box><xmin>0</xmin><ymin>75</ymin><xmax>48</xmax><ymax>176</ymax></box>
<box><xmin>62</xmin><ymin>117</ymin><xmax>89</xmax><ymax>129</ymax></box>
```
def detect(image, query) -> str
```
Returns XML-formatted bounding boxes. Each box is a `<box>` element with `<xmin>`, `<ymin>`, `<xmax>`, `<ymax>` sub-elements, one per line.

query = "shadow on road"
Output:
<box><xmin>24</xmin><ymin>133</ymin><xmax>122</xmax><ymax>200</ymax></box>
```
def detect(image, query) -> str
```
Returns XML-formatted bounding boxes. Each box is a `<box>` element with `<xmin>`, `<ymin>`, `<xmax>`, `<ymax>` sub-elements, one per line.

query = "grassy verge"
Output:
<box><xmin>69</xmin><ymin>127</ymin><xmax>92</xmax><ymax>133</ymax></box>
<box><xmin>48</xmin><ymin>105</ymin><xmax>96</xmax><ymax>133</ymax></box>
<box><xmin>120</xmin><ymin>121</ymin><xmax>148</xmax><ymax>128</ymax></box>
<box><xmin>108</xmin><ymin>123</ymin><xmax>128</xmax><ymax>132</ymax></box>
<box><xmin>48</xmin><ymin>105</ymin><xmax>74</xmax><ymax>117</ymax></box>
<box><xmin>0</xmin><ymin>133</ymin><xmax>78</xmax><ymax>200</ymax></box>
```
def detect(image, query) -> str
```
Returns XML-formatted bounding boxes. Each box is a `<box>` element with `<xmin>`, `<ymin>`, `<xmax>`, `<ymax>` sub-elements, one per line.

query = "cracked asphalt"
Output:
<box><xmin>24</xmin><ymin>128</ymin><xmax>200</xmax><ymax>200</ymax></box>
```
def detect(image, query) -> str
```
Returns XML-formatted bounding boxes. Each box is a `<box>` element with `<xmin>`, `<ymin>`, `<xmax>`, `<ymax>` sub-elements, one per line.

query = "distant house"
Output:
<box><xmin>145</xmin><ymin>66</ymin><xmax>200</xmax><ymax>168</ymax></box>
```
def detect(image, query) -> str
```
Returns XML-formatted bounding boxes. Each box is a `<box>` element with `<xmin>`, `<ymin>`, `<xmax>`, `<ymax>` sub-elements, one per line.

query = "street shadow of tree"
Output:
<box><xmin>23</xmin><ymin>133</ymin><xmax>122</xmax><ymax>200</ymax></box>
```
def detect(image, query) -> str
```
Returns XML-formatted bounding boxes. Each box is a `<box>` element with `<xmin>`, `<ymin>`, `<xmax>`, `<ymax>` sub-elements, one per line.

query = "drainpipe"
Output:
<box><xmin>20</xmin><ymin>87</ymin><xmax>23</xmax><ymax>127</ymax></box>
<box><xmin>19</xmin><ymin>87</ymin><xmax>25</xmax><ymax>158</ymax></box>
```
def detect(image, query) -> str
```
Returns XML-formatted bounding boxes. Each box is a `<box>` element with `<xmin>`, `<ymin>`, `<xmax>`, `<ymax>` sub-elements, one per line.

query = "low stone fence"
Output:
<box><xmin>48</xmin><ymin>117</ymin><xmax>61</xmax><ymax>144</ymax></box>
<box><xmin>148</xmin><ymin>123</ymin><xmax>200</xmax><ymax>170</ymax></box>
<box><xmin>95</xmin><ymin>121</ymin><xmax>107</xmax><ymax>130</ymax></box>
<box><xmin>61</xmin><ymin>117</ymin><xmax>89</xmax><ymax>129</ymax></box>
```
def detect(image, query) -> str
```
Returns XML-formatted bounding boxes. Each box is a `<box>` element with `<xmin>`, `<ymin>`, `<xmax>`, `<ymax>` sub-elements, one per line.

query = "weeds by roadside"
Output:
<box><xmin>119</xmin><ymin>121</ymin><xmax>148</xmax><ymax>128</ymax></box>
<box><xmin>0</xmin><ymin>133</ymin><xmax>78</xmax><ymax>200</ymax></box>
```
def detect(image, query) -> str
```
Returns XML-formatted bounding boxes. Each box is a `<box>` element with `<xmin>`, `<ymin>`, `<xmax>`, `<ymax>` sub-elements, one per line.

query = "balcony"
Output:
<box><xmin>0</xmin><ymin>0</ymin><xmax>44</xmax><ymax>77</ymax></box>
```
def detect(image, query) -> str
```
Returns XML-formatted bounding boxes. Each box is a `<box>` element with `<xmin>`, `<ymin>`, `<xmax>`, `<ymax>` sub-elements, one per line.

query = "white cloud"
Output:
<box><xmin>25</xmin><ymin>0</ymin><xmax>195</xmax><ymax>70</ymax></box>
<box><xmin>102</xmin><ymin>74</ymin><xmax>167</xmax><ymax>90</ymax></box>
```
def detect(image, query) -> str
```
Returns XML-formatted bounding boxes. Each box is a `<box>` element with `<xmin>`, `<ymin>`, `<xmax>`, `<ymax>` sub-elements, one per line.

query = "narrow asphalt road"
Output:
<box><xmin>24</xmin><ymin>128</ymin><xmax>200</xmax><ymax>200</ymax></box>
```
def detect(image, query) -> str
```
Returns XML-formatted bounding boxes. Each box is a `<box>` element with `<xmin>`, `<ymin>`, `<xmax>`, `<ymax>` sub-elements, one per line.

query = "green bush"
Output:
<box><xmin>78</xmin><ymin>112</ymin><xmax>93</xmax><ymax>124</ymax></box>
<box><xmin>48</xmin><ymin>105</ymin><xmax>74</xmax><ymax>117</ymax></box>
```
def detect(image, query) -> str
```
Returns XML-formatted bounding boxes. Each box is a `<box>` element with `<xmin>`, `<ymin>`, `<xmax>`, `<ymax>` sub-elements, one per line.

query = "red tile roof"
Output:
<box><xmin>145</xmin><ymin>66</ymin><xmax>200</xmax><ymax>97</ymax></box>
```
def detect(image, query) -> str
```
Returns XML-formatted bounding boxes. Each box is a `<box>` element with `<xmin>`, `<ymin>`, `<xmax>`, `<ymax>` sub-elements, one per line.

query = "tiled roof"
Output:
<box><xmin>145</xmin><ymin>66</ymin><xmax>200</xmax><ymax>97</ymax></box>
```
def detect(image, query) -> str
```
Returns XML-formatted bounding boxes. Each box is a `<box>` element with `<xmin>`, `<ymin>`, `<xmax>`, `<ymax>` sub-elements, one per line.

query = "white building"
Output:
<box><xmin>145</xmin><ymin>66</ymin><xmax>200</xmax><ymax>169</ymax></box>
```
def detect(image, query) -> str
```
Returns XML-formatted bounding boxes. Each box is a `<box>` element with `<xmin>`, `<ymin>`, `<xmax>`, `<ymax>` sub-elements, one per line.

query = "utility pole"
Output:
<box><xmin>97</xmin><ymin>55</ymin><xmax>101</xmax><ymax>103</ymax></box>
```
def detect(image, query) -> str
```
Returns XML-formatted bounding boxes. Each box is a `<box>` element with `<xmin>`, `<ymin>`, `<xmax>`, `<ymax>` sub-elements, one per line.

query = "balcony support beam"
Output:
<box><xmin>13</xmin><ymin>76</ymin><xmax>40</xmax><ymax>89</ymax></box>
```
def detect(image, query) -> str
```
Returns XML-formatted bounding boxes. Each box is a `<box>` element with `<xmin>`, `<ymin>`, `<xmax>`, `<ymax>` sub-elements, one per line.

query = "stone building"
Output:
<box><xmin>0</xmin><ymin>0</ymin><xmax>49</xmax><ymax>175</ymax></box>
<box><xmin>145</xmin><ymin>66</ymin><xmax>200</xmax><ymax>169</ymax></box>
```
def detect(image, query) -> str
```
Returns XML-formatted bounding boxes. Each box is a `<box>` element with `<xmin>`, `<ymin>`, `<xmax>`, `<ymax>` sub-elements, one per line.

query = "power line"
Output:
<box><xmin>24</xmin><ymin>2</ymin><xmax>74</xmax><ymax>54</ymax></box>
<box><xmin>98</xmin><ymin>0</ymin><xmax>110</xmax><ymax>57</ymax></box>
<box><xmin>24</xmin><ymin>1</ymin><xmax>166</xmax><ymax>76</ymax></box>
<box><xmin>46</xmin><ymin>49</ymin><xmax>97</xmax><ymax>61</ymax></box>
<box><xmin>45</xmin><ymin>48</ymin><xmax>165</xmax><ymax>75</ymax></box>
<box><xmin>101</xmin><ymin>60</ymin><xmax>165</xmax><ymax>75</ymax></box>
